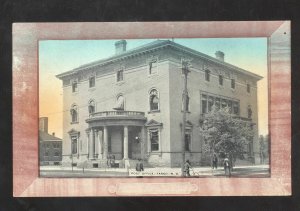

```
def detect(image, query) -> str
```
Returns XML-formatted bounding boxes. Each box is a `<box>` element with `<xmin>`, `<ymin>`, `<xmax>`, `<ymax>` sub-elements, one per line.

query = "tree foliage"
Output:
<box><xmin>199</xmin><ymin>107</ymin><xmax>254</xmax><ymax>160</ymax></box>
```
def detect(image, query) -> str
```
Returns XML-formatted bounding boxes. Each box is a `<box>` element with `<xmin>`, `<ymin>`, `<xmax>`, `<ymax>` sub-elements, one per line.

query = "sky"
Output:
<box><xmin>39</xmin><ymin>38</ymin><xmax>268</xmax><ymax>139</ymax></box>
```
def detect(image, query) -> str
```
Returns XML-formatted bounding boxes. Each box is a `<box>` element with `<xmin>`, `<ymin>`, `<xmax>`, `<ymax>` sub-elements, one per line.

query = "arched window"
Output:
<box><xmin>88</xmin><ymin>100</ymin><xmax>95</xmax><ymax>115</ymax></box>
<box><xmin>205</xmin><ymin>69</ymin><xmax>210</xmax><ymax>82</ymax></box>
<box><xmin>149</xmin><ymin>89</ymin><xmax>159</xmax><ymax>111</ymax></box>
<box><xmin>113</xmin><ymin>94</ymin><xmax>124</xmax><ymax>110</ymax></box>
<box><xmin>70</xmin><ymin>104</ymin><xmax>78</xmax><ymax>123</ymax></box>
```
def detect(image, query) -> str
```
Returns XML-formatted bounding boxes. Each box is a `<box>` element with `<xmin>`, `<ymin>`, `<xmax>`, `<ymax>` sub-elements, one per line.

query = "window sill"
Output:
<box><xmin>70</xmin><ymin>121</ymin><xmax>79</xmax><ymax>124</ymax></box>
<box><xmin>148</xmin><ymin>110</ymin><xmax>160</xmax><ymax>114</ymax></box>
<box><xmin>88</xmin><ymin>87</ymin><xmax>96</xmax><ymax>91</ymax></box>
<box><xmin>181</xmin><ymin>110</ymin><xmax>191</xmax><ymax>113</ymax></box>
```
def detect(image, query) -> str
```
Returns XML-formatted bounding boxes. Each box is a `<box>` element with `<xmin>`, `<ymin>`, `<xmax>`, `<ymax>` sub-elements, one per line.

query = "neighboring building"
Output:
<box><xmin>56</xmin><ymin>40</ymin><xmax>262</xmax><ymax>168</ymax></box>
<box><xmin>39</xmin><ymin>117</ymin><xmax>62</xmax><ymax>165</ymax></box>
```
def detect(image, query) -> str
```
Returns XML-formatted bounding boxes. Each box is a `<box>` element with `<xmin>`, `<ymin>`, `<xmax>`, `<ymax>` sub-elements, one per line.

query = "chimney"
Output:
<box><xmin>39</xmin><ymin>117</ymin><xmax>48</xmax><ymax>133</ymax></box>
<box><xmin>52</xmin><ymin>132</ymin><xmax>55</xmax><ymax>136</ymax></box>
<box><xmin>215</xmin><ymin>51</ymin><xmax>225</xmax><ymax>62</ymax></box>
<box><xmin>115</xmin><ymin>40</ymin><xmax>127</xmax><ymax>55</ymax></box>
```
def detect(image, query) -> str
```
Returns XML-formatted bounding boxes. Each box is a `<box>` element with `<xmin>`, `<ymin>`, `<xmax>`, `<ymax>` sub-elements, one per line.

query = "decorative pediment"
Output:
<box><xmin>68</xmin><ymin>128</ymin><xmax>80</xmax><ymax>136</ymax></box>
<box><xmin>145</xmin><ymin>119</ymin><xmax>163</xmax><ymax>127</ymax></box>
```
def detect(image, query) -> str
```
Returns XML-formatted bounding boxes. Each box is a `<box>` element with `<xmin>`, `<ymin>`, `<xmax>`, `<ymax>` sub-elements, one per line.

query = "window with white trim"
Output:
<box><xmin>149</xmin><ymin>129</ymin><xmax>159</xmax><ymax>152</ymax></box>
<box><xmin>71</xmin><ymin>136</ymin><xmax>78</xmax><ymax>154</ymax></box>
<box><xmin>72</xmin><ymin>81</ymin><xmax>78</xmax><ymax>92</ymax></box>
<box><xmin>89</xmin><ymin>76</ymin><xmax>95</xmax><ymax>88</ymax></box>
<box><xmin>88</xmin><ymin>100</ymin><xmax>95</xmax><ymax>115</ymax></box>
<box><xmin>205</xmin><ymin>69</ymin><xmax>210</xmax><ymax>82</ymax></box>
<box><xmin>149</xmin><ymin>89</ymin><xmax>159</xmax><ymax>111</ymax></box>
<box><xmin>70</xmin><ymin>104</ymin><xmax>78</xmax><ymax>123</ymax></box>
<box><xmin>117</xmin><ymin>69</ymin><xmax>124</xmax><ymax>82</ymax></box>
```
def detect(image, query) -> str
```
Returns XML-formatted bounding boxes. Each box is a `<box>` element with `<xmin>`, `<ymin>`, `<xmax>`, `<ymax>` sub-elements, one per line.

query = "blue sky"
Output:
<box><xmin>39</xmin><ymin>38</ymin><xmax>268</xmax><ymax>138</ymax></box>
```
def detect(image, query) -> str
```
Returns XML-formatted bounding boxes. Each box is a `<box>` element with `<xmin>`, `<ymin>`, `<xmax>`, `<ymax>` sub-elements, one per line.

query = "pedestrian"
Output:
<box><xmin>212</xmin><ymin>153</ymin><xmax>218</xmax><ymax>169</ymax></box>
<box><xmin>136</xmin><ymin>159</ymin><xmax>144</xmax><ymax>172</ymax></box>
<box><xmin>223</xmin><ymin>156</ymin><xmax>231</xmax><ymax>177</ymax></box>
<box><xmin>183</xmin><ymin>160</ymin><xmax>192</xmax><ymax>177</ymax></box>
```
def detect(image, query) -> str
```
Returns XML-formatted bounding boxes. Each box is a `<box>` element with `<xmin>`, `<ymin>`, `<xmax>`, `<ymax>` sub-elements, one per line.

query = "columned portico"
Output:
<box><xmin>85</xmin><ymin>111</ymin><xmax>147</xmax><ymax>164</ymax></box>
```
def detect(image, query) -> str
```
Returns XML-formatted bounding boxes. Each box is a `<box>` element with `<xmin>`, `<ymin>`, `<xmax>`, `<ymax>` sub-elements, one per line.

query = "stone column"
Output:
<box><xmin>88</xmin><ymin>128</ymin><xmax>94</xmax><ymax>159</ymax></box>
<box><xmin>98</xmin><ymin>130</ymin><xmax>103</xmax><ymax>159</ymax></box>
<box><xmin>86</xmin><ymin>129</ymin><xmax>90</xmax><ymax>159</ymax></box>
<box><xmin>94</xmin><ymin>129</ymin><xmax>99</xmax><ymax>158</ymax></box>
<box><xmin>103</xmin><ymin>126</ymin><xmax>108</xmax><ymax>159</ymax></box>
<box><xmin>123</xmin><ymin>126</ymin><xmax>129</xmax><ymax>159</ymax></box>
<box><xmin>141</xmin><ymin>127</ymin><xmax>146</xmax><ymax>159</ymax></box>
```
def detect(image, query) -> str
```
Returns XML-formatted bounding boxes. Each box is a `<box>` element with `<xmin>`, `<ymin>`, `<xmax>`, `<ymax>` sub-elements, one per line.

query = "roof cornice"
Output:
<box><xmin>56</xmin><ymin>40</ymin><xmax>263</xmax><ymax>81</ymax></box>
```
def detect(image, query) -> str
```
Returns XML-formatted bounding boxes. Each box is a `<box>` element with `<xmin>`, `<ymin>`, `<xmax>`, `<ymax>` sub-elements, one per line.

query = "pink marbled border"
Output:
<box><xmin>13</xmin><ymin>21</ymin><xmax>291</xmax><ymax>197</ymax></box>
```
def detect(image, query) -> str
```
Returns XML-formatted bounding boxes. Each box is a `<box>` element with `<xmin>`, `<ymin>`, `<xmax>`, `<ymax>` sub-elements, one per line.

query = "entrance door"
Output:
<box><xmin>128</xmin><ymin>128</ymin><xmax>141</xmax><ymax>160</ymax></box>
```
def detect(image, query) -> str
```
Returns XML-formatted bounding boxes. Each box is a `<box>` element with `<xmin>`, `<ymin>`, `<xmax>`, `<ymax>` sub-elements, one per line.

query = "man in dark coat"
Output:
<box><xmin>212</xmin><ymin>153</ymin><xmax>218</xmax><ymax>169</ymax></box>
<box><xmin>183</xmin><ymin>160</ymin><xmax>192</xmax><ymax>177</ymax></box>
<box><xmin>136</xmin><ymin>159</ymin><xmax>144</xmax><ymax>172</ymax></box>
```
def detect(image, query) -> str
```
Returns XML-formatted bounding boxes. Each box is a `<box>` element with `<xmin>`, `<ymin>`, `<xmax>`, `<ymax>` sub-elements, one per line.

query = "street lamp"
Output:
<box><xmin>181</xmin><ymin>58</ymin><xmax>191</xmax><ymax>176</ymax></box>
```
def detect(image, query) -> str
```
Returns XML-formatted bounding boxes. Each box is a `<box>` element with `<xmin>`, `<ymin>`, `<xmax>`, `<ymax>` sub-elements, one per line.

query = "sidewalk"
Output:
<box><xmin>40</xmin><ymin>164</ymin><xmax>270</xmax><ymax>177</ymax></box>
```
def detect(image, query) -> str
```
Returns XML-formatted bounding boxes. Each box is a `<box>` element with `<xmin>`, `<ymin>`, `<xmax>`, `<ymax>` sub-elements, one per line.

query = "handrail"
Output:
<box><xmin>89</xmin><ymin>111</ymin><xmax>145</xmax><ymax>118</ymax></box>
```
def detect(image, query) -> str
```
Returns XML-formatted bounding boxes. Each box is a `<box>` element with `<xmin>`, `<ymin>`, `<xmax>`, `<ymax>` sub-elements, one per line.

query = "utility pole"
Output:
<box><xmin>181</xmin><ymin>58</ymin><xmax>191</xmax><ymax>176</ymax></box>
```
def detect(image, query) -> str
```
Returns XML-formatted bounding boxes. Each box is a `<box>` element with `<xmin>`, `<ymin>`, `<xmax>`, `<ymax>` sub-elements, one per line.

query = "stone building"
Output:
<box><xmin>56</xmin><ymin>40</ymin><xmax>262</xmax><ymax>167</ymax></box>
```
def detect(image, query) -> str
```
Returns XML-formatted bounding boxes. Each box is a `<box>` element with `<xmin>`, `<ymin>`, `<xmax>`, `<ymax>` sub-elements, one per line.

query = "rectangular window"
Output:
<box><xmin>117</xmin><ymin>69</ymin><xmax>123</xmax><ymax>82</ymax></box>
<box><xmin>89</xmin><ymin>76</ymin><xmax>95</xmax><ymax>88</ymax></box>
<box><xmin>201</xmin><ymin>94</ymin><xmax>207</xmax><ymax>114</ymax></box>
<box><xmin>72</xmin><ymin>81</ymin><xmax>78</xmax><ymax>92</ymax></box>
<box><xmin>247</xmin><ymin>84</ymin><xmax>250</xmax><ymax>93</ymax></box>
<box><xmin>219</xmin><ymin>75</ymin><xmax>223</xmax><ymax>86</ymax></box>
<box><xmin>205</xmin><ymin>70</ymin><xmax>210</xmax><ymax>81</ymax></box>
<box><xmin>150</xmin><ymin>130</ymin><xmax>159</xmax><ymax>151</ymax></box>
<box><xmin>71</xmin><ymin>137</ymin><xmax>77</xmax><ymax>154</ymax></box>
<box><xmin>221</xmin><ymin>99</ymin><xmax>227</xmax><ymax>109</ymax></box>
<box><xmin>208</xmin><ymin>97</ymin><xmax>214</xmax><ymax>112</ymax></box>
<box><xmin>233</xmin><ymin>101</ymin><xmax>240</xmax><ymax>115</ymax></box>
<box><xmin>185</xmin><ymin>133</ymin><xmax>191</xmax><ymax>151</ymax></box>
<box><xmin>231</xmin><ymin>79</ymin><xmax>235</xmax><ymax>89</ymax></box>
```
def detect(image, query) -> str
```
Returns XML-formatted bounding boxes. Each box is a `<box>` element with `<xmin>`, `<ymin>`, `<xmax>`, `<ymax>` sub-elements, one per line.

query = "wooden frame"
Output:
<box><xmin>13</xmin><ymin>21</ymin><xmax>291</xmax><ymax>196</ymax></box>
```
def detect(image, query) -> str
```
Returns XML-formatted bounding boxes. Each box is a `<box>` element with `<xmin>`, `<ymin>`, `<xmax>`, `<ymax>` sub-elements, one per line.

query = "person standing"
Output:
<box><xmin>223</xmin><ymin>156</ymin><xmax>231</xmax><ymax>177</ymax></box>
<box><xmin>136</xmin><ymin>159</ymin><xmax>144</xmax><ymax>172</ymax></box>
<box><xmin>212</xmin><ymin>153</ymin><xmax>218</xmax><ymax>169</ymax></box>
<box><xmin>183</xmin><ymin>160</ymin><xmax>192</xmax><ymax>177</ymax></box>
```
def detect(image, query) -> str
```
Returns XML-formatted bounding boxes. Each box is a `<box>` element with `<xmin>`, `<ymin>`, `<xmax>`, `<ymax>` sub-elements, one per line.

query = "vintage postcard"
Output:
<box><xmin>13</xmin><ymin>21</ymin><xmax>291</xmax><ymax>196</ymax></box>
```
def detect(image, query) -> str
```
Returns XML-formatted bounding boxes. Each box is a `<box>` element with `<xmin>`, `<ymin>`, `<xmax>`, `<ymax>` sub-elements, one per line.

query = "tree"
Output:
<box><xmin>199</xmin><ymin>106</ymin><xmax>254</xmax><ymax>162</ymax></box>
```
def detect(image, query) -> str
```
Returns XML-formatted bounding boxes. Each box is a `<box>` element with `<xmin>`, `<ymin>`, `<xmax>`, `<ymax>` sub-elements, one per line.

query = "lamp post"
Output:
<box><xmin>181</xmin><ymin>58</ymin><xmax>191</xmax><ymax>176</ymax></box>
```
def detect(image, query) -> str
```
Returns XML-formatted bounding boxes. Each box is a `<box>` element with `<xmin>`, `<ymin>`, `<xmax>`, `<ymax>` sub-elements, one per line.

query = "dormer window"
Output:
<box><xmin>89</xmin><ymin>76</ymin><xmax>95</xmax><ymax>88</ymax></box>
<box><xmin>72</xmin><ymin>81</ymin><xmax>78</xmax><ymax>92</ymax></box>
<box><xmin>117</xmin><ymin>69</ymin><xmax>124</xmax><ymax>82</ymax></box>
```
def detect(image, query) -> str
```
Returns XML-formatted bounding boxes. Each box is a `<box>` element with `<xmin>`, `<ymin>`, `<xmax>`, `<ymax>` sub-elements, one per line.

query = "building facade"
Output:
<box><xmin>39</xmin><ymin>117</ymin><xmax>63</xmax><ymax>165</ymax></box>
<box><xmin>56</xmin><ymin>40</ymin><xmax>262</xmax><ymax>168</ymax></box>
